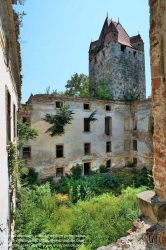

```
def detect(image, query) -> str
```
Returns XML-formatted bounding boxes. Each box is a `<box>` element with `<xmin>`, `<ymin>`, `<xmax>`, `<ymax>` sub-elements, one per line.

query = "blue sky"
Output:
<box><xmin>14</xmin><ymin>0</ymin><xmax>151</xmax><ymax>103</ymax></box>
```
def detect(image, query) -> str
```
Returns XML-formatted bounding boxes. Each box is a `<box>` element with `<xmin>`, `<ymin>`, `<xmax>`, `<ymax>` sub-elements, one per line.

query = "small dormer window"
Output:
<box><xmin>121</xmin><ymin>45</ymin><xmax>126</xmax><ymax>52</ymax></box>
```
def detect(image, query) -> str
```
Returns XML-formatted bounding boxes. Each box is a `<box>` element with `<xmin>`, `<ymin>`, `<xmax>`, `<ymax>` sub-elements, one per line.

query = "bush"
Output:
<box><xmin>20</xmin><ymin>167</ymin><xmax>38</xmax><ymax>186</ymax></box>
<box><xmin>99</xmin><ymin>165</ymin><xmax>110</xmax><ymax>173</ymax></box>
<box><xmin>71</xmin><ymin>164</ymin><xmax>83</xmax><ymax>179</ymax></box>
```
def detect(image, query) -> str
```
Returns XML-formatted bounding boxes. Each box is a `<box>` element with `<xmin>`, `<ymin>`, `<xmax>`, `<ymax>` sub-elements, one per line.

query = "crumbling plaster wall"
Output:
<box><xmin>150</xmin><ymin>0</ymin><xmax>166</xmax><ymax>198</ymax></box>
<box><xmin>131</xmin><ymin>99</ymin><xmax>153</xmax><ymax>169</ymax></box>
<box><xmin>89</xmin><ymin>41</ymin><xmax>146</xmax><ymax>100</ymax></box>
<box><xmin>0</xmin><ymin>0</ymin><xmax>21</xmax><ymax>248</ymax></box>
<box><xmin>22</xmin><ymin>95</ymin><xmax>153</xmax><ymax>179</ymax></box>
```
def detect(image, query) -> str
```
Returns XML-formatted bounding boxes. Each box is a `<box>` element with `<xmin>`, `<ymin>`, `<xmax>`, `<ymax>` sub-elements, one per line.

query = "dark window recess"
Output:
<box><xmin>84</xmin><ymin>103</ymin><xmax>90</xmax><ymax>110</ymax></box>
<box><xmin>133</xmin><ymin>157</ymin><xmax>137</xmax><ymax>165</ymax></box>
<box><xmin>84</xmin><ymin>143</ymin><xmax>90</xmax><ymax>155</ymax></box>
<box><xmin>56</xmin><ymin>168</ymin><xmax>63</xmax><ymax>177</ymax></box>
<box><xmin>105</xmin><ymin>117</ymin><xmax>111</xmax><ymax>135</ymax></box>
<box><xmin>106</xmin><ymin>105</ymin><xmax>111</xmax><ymax>111</ymax></box>
<box><xmin>121</xmin><ymin>45</ymin><xmax>126</xmax><ymax>52</ymax></box>
<box><xmin>106</xmin><ymin>141</ymin><xmax>111</xmax><ymax>152</ymax></box>
<box><xmin>22</xmin><ymin>116</ymin><xmax>31</xmax><ymax>125</ymax></box>
<box><xmin>133</xmin><ymin>51</ymin><xmax>136</xmax><ymax>57</ymax></box>
<box><xmin>56</xmin><ymin>145</ymin><xmax>63</xmax><ymax>158</ymax></box>
<box><xmin>13</xmin><ymin>104</ymin><xmax>16</xmax><ymax>138</ymax></box>
<box><xmin>106</xmin><ymin>160</ymin><xmax>111</xmax><ymax>168</ymax></box>
<box><xmin>84</xmin><ymin>162</ymin><xmax>90</xmax><ymax>176</ymax></box>
<box><xmin>56</xmin><ymin>101</ymin><xmax>63</xmax><ymax>108</ymax></box>
<box><xmin>23</xmin><ymin>147</ymin><xmax>31</xmax><ymax>160</ymax></box>
<box><xmin>133</xmin><ymin>119</ymin><xmax>137</xmax><ymax>130</ymax></box>
<box><xmin>133</xmin><ymin>140</ymin><xmax>137</xmax><ymax>151</ymax></box>
<box><xmin>7</xmin><ymin>90</ymin><xmax>11</xmax><ymax>142</ymax></box>
<box><xmin>84</xmin><ymin>118</ymin><xmax>90</xmax><ymax>132</ymax></box>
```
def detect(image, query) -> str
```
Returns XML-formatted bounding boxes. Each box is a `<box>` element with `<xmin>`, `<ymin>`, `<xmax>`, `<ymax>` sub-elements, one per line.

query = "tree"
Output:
<box><xmin>65</xmin><ymin>73</ymin><xmax>89</xmax><ymax>97</ymax></box>
<box><xmin>90</xmin><ymin>78</ymin><xmax>112</xmax><ymax>101</ymax></box>
<box><xmin>43</xmin><ymin>105</ymin><xmax>75</xmax><ymax>137</ymax></box>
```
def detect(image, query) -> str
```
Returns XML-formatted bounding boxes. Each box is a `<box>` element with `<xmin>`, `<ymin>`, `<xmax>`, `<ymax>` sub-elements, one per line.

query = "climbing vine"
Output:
<box><xmin>43</xmin><ymin>105</ymin><xmax>75</xmax><ymax>137</ymax></box>
<box><xmin>8</xmin><ymin>142</ymin><xmax>18</xmax><ymax>188</ymax></box>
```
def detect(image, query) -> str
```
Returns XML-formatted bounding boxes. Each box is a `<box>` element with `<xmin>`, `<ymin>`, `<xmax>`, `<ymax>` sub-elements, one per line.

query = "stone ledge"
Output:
<box><xmin>137</xmin><ymin>190</ymin><xmax>166</xmax><ymax>223</ymax></box>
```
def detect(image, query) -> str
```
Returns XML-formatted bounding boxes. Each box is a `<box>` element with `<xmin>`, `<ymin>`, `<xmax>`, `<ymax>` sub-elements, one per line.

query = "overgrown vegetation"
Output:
<box><xmin>121</xmin><ymin>90</ymin><xmax>140</xmax><ymax>102</ymax></box>
<box><xmin>43</xmin><ymin>105</ymin><xmax>75</xmax><ymax>137</ymax></box>
<box><xmin>90</xmin><ymin>78</ymin><xmax>113</xmax><ymax>100</ymax></box>
<box><xmin>8</xmin><ymin>142</ymin><xmax>18</xmax><ymax>188</ymax></box>
<box><xmin>14</xmin><ymin>163</ymin><xmax>154</xmax><ymax>249</ymax></box>
<box><xmin>14</xmin><ymin>184</ymin><xmax>146</xmax><ymax>250</ymax></box>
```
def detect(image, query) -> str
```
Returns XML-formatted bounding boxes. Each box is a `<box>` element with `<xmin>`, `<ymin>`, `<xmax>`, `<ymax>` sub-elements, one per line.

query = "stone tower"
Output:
<box><xmin>89</xmin><ymin>18</ymin><xmax>146</xmax><ymax>100</ymax></box>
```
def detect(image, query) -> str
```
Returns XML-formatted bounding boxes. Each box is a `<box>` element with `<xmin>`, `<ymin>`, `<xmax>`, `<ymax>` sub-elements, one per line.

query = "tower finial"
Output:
<box><xmin>106</xmin><ymin>12</ymin><xmax>108</xmax><ymax>18</ymax></box>
<box><xmin>138</xmin><ymin>31</ymin><xmax>139</xmax><ymax>35</ymax></box>
<box><xmin>118</xmin><ymin>17</ymin><xmax>119</xmax><ymax>23</ymax></box>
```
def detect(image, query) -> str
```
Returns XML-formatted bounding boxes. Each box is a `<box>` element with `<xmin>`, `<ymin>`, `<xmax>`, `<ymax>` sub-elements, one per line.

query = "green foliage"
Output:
<box><xmin>99</xmin><ymin>165</ymin><xmax>110</xmax><ymax>173</ymax></box>
<box><xmin>8</xmin><ymin>141</ymin><xmax>18</xmax><ymax>188</ymax></box>
<box><xmin>149</xmin><ymin>115</ymin><xmax>154</xmax><ymax>135</ymax></box>
<box><xmin>14</xmin><ymin>185</ymin><xmax>146</xmax><ymax>250</ymax></box>
<box><xmin>44</xmin><ymin>85</ymin><xmax>64</xmax><ymax>96</ymax></box>
<box><xmin>90</xmin><ymin>78</ymin><xmax>112</xmax><ymax>100</ymax></box>
<box><xmin>65</xmin><ymin>73</ymin><xmax>90</xmax><ymax>97</ymax></box>
<box><xmin>20</xmin><ymin>167</ymin><xmax>39</xmax><ymax>186</ymax></box>
<box><xmin>17</xmin><ymin>120</ymin><xmax>39</xmax><ymax>146</ymax></box>
<box><xmin>121</xmin><ymin>90</ymin><xmax>140</xmax><ymax>102</ymax></box>
<box><xmin>43</xmin><ymin>105</ymin><xmax>75</xmax><ymax>137</ymax></box>
<box><xmin>71</xmin><ymin>164</ymin><xmax>83</xmax><ymax>179</ymax></box>
<box><xmin>87</xmin><ymin>110</ymin><xmax>98</xmax><ymax>122</ymax></box>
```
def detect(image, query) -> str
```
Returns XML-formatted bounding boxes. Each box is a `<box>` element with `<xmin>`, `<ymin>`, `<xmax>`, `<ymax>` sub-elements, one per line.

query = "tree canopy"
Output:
<box><xmin>64</xmin><ymin>73</ymin><xmax>89</xmax><ymax>97</ymax></box>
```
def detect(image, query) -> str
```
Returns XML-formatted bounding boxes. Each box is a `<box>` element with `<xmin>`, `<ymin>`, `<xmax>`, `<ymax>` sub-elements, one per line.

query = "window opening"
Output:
<box><xmin>84</xmin><ymin>162</ymin><xmax>90</xmax><ymax>176</ymax></box>
<box><xmin>84</xmin><ymin>143</ymin><xmax>90</xmax><ymax>155</ymax></box>
<box><xmin>56</xmin><ymin>168</ymin><xmax>63</xmax><ymax>177</ymax></box>
<box><xmin>133</xmin><ymin>51</ymin><xmax>136</xmax><ymax>57</ymax></box>
<box><xmin>13</xmin><ymin>104</ymin><xmax>16</xmax><ymax>138</ymax></box>
<box><xmin>133</xmin><ymin>140</ymin><xmax>137</xmax><ymax>151</ymax></box>
<box><xmin>105</xmin><ymin>105</ymin><xmax>111</xmax><ymax>111</ymax></box>
<box><xmin>7</xmin><ymin>90</ymin><xmax>11</xmax><ymax>142</ymax></box>
<box><xmin>84</xmin><ymin>118</ymin><xmax>90</xmax><ymax>132</ymax></box>
<box><xmin>121</xmin><ymin>45</ymin><xmax>126</xmax><ymax>52</ymax></box>
<box><xmin>56</xmin><ymin>101</ymin><xmax>63</xmax><ymax>108</ymax></box>
<box><xmin>106</xmin><ymin>141</ymin><xmax>112</xmax><ymax>152</ymax></box>
<box><xmin>84</xmin><ymin>103</ymin><xmax>90</xmax><ymax>110</ymax></box>
<box><xmin>133</xmin><ymin>157</ymin><xmax>137</xmax><ymax>165</ymax></box>
<box><xmin>23</xmin><ymin>147</ymin><xmax>31</xmax><ymax>160</ymax></box>
<box><xmin>133</xmin><ymin>119</ymin><xmax>137</xmax><ymax>130</ymax></box>
<box><xmin>22</xmin><ymin>116</ymin><xmax>31</xmax><ymax>125</ymax></box>
<box><xmin>56</xmin><ymin>145</ymin><xmax>63</xmax><ymax>158</ymax></box>
<box><xmin>106</xmin><ymin>160</ymin><xmax>111</xmax><ymax>168</ymax></box>
<box><xmin>105</xmin><ymin>117</ymin><xmax>112</xmax><ymax>135</ymax></box>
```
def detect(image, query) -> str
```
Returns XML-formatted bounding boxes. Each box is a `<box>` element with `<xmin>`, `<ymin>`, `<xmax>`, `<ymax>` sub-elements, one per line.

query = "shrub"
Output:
<box><xmin>20</xmin><ymin>167</ymin><xmax>38</xmax><ymax>186</ymax></box>
<box><xmin>99</xmin><ymin>165</ymin><xmax>110</xmax><ymax>173</ymax></box>
<box><xmin>71</xmin><ymin>164</ymin><xmax>83</xmax><ymax>179</ymax></box>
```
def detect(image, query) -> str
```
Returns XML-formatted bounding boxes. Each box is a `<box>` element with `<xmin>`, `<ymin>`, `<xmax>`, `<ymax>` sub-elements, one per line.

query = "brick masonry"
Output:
<box><xmin>150</xmin><ymin>0</ymin><xmax>166</xmax><ymax>198</ymax></box>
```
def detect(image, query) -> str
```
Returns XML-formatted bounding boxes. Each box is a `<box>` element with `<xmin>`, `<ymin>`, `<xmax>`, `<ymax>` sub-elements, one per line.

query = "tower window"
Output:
<box><xmin>22</xmin><ymin>116</ymin><xmax>31</xmax><ymax>125</ymax></box>
<box><xmin>133</xmin><ymin>119</ymin><xmax>137</xmax><ymax>130</ymax></box>
<box><xmin>121</xmin><ymin>45</ymin><xmax>126</xmax><ymax>52</ymax></box>
<box><xmin>133</xmin><ymin>51</ymin><xmax>136</xmax><ymax>57</ymax></box>
<box><xmin>106</xmin><ymin>160</ymin><xmax>111</xmax><ymax>168</ymax></box>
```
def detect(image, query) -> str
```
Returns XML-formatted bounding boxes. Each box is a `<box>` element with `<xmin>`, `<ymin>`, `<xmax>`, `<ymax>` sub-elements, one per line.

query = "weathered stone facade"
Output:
<box><xmin>0</xmin><ymin>0</ymin><xmax>22</xmax><ymax>249</ymax></box>
<box><xmin>20</xmin><ymin>95</ymin><xmax>153</xmax><ymax>179</ymax></box>
<box><xmin>89</xmin><ymin>18</ymin><xmax>146</xmax><ymax>100</ymax></box>
<box><xmin>149</xmin><ymin>0</ymin><xmax>166</xmax><ymax>199</ymax></box>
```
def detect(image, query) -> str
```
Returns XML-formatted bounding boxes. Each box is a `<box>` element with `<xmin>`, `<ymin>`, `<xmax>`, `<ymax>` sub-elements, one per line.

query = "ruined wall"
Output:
<box><xmin>150</xmin><ymin>0</ymin><xmax>166</xmax><ymax>198</ymax></box>
<box><xmin>21</xmin><ymin>95</ymin><xmax>153</xmax><ymax>179</ymax></box>
<box><xmin>89</xmin><ymin>41</ymin><xmax>146</xmax><ymax>100</ymax></box>
<box><xmin>131</xmin><ymin>99</ymin><xmax>153</xmax><ymax>169</ymax></box>
<box><xmin>0</xmin><ymin>0</ymin><xmax>21</xmax><ymax>248</ymax></box>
